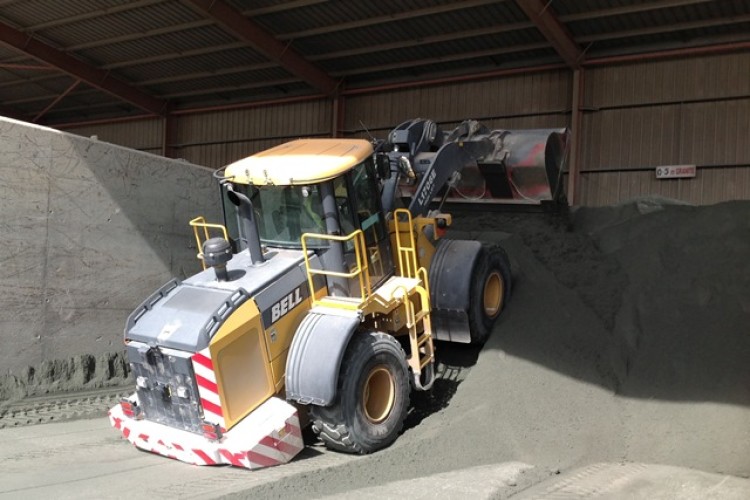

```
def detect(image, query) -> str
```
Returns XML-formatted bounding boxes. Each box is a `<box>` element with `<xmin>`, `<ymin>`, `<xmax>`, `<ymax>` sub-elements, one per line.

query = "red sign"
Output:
<box><xmin>655</xmin><ymin>165</ymin><xmax>696</xmax><ymax>179</ymax></box>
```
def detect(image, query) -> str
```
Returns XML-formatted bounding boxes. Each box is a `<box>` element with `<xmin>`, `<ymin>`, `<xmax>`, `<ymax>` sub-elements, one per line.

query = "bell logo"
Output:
<box><xmin>271</xmin><ymin>287</ymin><xmax>303</xmax><ymax>323</ymax></box>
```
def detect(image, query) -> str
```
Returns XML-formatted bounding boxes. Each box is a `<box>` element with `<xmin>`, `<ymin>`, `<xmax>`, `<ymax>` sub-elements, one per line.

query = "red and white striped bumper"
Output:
<box><xmin>109</xmin><ymin>395</ymin><xmax>304</xmax><ymax>469</ymax></box>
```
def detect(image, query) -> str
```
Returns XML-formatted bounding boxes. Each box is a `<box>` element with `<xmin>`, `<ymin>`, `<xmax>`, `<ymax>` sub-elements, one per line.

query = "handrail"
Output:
<box><xmin>417</xmin><ymin>266</ymin><xmax>431</xmax><ymax>306</ymax></box>
<box><xmin>301</xmin><ymin>229</ymin><xmax>372</xmax><ymax>308</ymax></box>
<box><xmin>189</xmin><ymin>216</ymin><xmax>230</xmax><ymax>269</ymax></box>
<box><xmin>394</xmin><ymin>208</ymin><xmax>420</xmax><ymax>279</ymax></box>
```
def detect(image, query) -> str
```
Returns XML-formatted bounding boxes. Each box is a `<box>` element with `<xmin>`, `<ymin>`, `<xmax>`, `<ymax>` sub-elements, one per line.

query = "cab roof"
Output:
<box><xmin>224</xmin><ymin>138</ymin><xmax>373</xmax><ymax>186</ymax></box>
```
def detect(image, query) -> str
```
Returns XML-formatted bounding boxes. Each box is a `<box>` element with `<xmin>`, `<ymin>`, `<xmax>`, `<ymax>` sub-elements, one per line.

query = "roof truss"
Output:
<box><xmin>182</xmin><ymin>0</ymin><xmax>339</xmax><ymax>95</ymax></box>
<box><xmin>515</xmin><ymin>0</ymin><xmax>583</xmax><ymax>68</ymax></box>
<box><xmin>0</xmin><ymin>20</ymin><xmax>166</xmax><ymax>115</ymax></box>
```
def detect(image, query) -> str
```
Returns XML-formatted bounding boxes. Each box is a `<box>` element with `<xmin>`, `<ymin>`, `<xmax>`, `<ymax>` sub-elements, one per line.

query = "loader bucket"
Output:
<box><xmin>477</xmin><ymin>128</ymin><xmax>569</xmax><ymax>205</ymax></box>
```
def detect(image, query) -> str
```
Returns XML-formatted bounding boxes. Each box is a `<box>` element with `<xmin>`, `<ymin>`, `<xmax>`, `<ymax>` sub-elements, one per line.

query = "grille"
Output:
<box><xmin>127</xmin><ymin>343</ymin><xmax>204</xmax><ymax>435</ymax></box>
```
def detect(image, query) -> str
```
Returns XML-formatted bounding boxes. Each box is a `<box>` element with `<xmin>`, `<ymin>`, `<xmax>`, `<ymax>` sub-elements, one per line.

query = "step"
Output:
<box><xmin>370</xmin><ymin>276</ymin><xmax>421</xmax><ymax>304</ymax></box>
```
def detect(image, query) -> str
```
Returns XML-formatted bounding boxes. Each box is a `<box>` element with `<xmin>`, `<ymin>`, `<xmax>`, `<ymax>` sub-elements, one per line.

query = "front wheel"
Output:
<box><xmin>309</xmin><ymin>331</ymin><xmax>410</xmax><ymax>454</ymax></box>
<box><xmin>468</xmin><ymin>243</ymin><xmax>512</xmax><ymax>344</ymax></box>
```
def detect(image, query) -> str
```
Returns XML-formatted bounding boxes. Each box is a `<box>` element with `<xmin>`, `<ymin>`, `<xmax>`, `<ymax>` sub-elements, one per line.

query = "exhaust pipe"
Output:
<box><xmin>226</xmin><ymin>188</ymin><xmax>266</xmax><ymax>266</ymax></box>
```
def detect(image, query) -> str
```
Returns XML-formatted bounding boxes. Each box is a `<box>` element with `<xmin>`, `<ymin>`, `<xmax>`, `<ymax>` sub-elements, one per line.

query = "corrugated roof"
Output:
<box><xmin>0</xmin><ymin>0</ymin><xmax>747</xmax><ymax>123</ymax></box>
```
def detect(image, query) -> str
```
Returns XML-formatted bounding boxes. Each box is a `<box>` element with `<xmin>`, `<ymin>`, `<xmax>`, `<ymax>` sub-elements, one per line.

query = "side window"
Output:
<box><xmin>220</xmin><ymin>184</ymin><xmax>241</xmax><ymax>250</ymax></box>
<box><xmin>333</xmin><ymin>175</ymin><xmax>357</xmax><ymax>237</ymax></box>
<box><xmin>351</xmin><ymin>161</ymin><xmax>384</xmax><ymax>245</ymax></box>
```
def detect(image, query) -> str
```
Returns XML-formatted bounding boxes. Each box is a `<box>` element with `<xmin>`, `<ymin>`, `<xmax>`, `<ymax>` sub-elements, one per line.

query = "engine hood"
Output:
<box><xmin>125</xmin><ymin>247</ymin><xmax>314</xmax><ymax>352</ymax></box>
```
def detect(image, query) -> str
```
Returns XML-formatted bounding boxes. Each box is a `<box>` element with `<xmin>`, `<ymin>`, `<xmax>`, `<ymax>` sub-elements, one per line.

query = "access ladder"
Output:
<box><xmin>300</xmin><ymin>208</ymin><xmax>435</xmax><ymax>390</ymax></box>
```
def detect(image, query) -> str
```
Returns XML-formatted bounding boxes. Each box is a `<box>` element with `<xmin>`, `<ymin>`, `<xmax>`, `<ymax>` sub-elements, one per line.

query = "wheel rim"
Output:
<box><xmin>362</xmin><ymin>365</ymin><xmax>395</xmax><ymax>424</ymax></box>
<box><xmin>483</xmin><ymin>271</ymin><xmax>503</xmax><ymax>318</ymax></box>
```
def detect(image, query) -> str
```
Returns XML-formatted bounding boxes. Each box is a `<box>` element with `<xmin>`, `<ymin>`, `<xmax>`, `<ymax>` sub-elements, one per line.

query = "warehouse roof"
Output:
<box><xmin>0</xmin><ymin>0</ymin><xmax>748</xmax><ymax>125</ymax></box>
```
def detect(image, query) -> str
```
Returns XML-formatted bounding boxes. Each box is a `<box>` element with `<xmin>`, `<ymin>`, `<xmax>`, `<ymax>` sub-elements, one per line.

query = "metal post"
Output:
<box><xmin>567</xmin><ymin>68</ymin><xmax>584</xmax><ymax>205</ymax></box>
<box><xmin>332</xmin><ymin>94</ymin><xmax>345</xmax><ymax>138</ymax></box>
<box><xmin>162</xmin><ymin>113</ymin><xmax>178</xmax><ymax>158</ymax></box>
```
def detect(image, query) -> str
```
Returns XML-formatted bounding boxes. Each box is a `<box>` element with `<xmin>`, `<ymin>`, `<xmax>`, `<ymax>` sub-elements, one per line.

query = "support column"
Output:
<box><xmin>162</xmin><ymin>113</ymin><xmax>178</xmax><ymax>158</ymax></box>
<box><xmin>567</xmin><ymin>68</ymin><xmax>584</xmax><ymax>205</ymax></box>
<box><xmin>331</xmin><ymin>95</ymin><xmax>345</xmax><ymax>138</ymax></box>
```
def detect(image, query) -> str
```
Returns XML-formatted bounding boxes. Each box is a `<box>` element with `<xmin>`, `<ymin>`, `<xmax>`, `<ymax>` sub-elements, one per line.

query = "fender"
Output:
<box><xmin>285</xmin><ymin>310</ymin><xmax>361</xmax><ymax>406</ymax></box>
<box><xmin>428</xmin><ymin>239</ymin><xmax>483</xmax><ymax>343</ymax></box>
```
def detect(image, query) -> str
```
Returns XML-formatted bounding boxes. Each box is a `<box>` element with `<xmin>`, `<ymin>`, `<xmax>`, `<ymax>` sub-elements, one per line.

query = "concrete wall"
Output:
<box><xmin>0</xmin><ymin>117</ymin><xmax>220</xmax><ymax>377</ymax></box>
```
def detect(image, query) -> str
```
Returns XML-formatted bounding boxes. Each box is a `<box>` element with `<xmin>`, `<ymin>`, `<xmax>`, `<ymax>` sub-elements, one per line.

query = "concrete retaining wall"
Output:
<box><xmin>0</xmin><ymin>117</ymin><xmax>221</xmax><ymax>380</ymax></box>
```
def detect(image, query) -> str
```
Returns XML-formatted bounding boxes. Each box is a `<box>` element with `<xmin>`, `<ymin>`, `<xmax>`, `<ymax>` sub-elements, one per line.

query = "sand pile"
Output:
<box><xmin>0</xmin><ymin>352</ymin><xmax>131</xmax><ymax>402</ymax></box>
<box><xmin>243</xmin><ymin>199</ymin><xmax>750</xmax><ymax>498</ymax></box>
<box><xmin>2</xmin><ymin>198</ymin><xmax>747</xmax><ymax>498</ymax></box>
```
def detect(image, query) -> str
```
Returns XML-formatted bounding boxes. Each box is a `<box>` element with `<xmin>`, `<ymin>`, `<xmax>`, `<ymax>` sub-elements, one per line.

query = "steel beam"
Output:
<box><xmin>28</xmin><ymin>0</ymin><xmax>164</xmax><ymax>31</ymax></box>
<box><xmin>584</xmin><ymin>39</ymin><xmax>750</xmax><ymax>66</ymax></box>
<box><xmin>311</xmin><ymin>23</ymin><xmax>535</xmax><ymax>62</ymax></box>
<box><xmin>276</xmin><ymin>0</ymin><xmax>505</xmax><ymax>40</ymax></box>
<box><xmin>578</xmin><ymin>14</ymin><xmax>750</xmax><ymax>43</ymax></box>
<box><xmin>342</xmin><ymin>63</ymin><xmax>568</xmax><ymax>96</ymax></box>
<box><xmin>515</xmin><ymin>0</ymin><xmax>583</xmax><ymax>68</ymax></box>
<box><xmin>559</xmin><ymin>0</ymin><xmax>712</xmax><ymax>22</ymax></box>
<box><xmin>136</xmin><ymin>62</ymin><xmax>277</xmax><ymax>86</ymax></box>
<box><xmin>183</xmin><ymin>0</ymin><xmax>338</xmax><ymax>95</ymax></box>
<box><xmin>33</xmin><ymin>78</ymin><xmax>80</xmax><ymax>123</ymax></box>
<box><xmin>24</xmin><ymin>1</ymin><xmax>324</xmax><ymax>53</ymax></box>
<box><xmin>331</xmin><ymin>43</ymin><xmax>550</xmax><ymax>77</ymax></box>
<box><xmin>170</xmin><ymin>94</ymin><xmax>328</xmax><ymax>116</ymax></box>
<box><xmin>103</xmin><ymin>41</ymin><xmax>249</xmax><ymax>70</ymax></box>
<box><xmin>161</xmin><ymin>77</ymin><xmax>299</xmax><ymax>99</ymax></box>
<box><xmin>0</xmin><ymin>63</ymin><xmax>56</xmax><ymax>71</ymax></box>
<box><xmin>0</xmin><ymin>22</ymin><xmax>166</xmax><ymax>115</ymax></box>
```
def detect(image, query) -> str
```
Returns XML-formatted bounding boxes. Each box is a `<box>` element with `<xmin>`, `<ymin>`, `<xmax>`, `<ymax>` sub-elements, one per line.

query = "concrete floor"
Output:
<box><xmin>1</xmin><ymin>417</ymin><xmax>748</xmax><ymax>500</ymax></box>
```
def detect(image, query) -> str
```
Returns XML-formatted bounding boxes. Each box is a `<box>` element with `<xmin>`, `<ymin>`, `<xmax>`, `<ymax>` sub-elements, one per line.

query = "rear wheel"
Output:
<box><xmin>468</xmin><ymin>244</ymin><xmax>512</xmax><ymax>344</ymax></box>
<box><xmin>310</xmin><ymin>331</ymin><xmax>410</xmax><ymax>454</ymax></box>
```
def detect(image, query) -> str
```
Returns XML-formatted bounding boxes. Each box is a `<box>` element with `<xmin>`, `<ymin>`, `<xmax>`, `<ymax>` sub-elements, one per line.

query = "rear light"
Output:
<box><xmin>120</xmin><ymin>398</ymin><xmax>144</xmax><ymax>420</ymax></box>
<box><xmin>202</xmin><ymin>421</ymin><xmax>223</xmax><ymax>441</ymax></box>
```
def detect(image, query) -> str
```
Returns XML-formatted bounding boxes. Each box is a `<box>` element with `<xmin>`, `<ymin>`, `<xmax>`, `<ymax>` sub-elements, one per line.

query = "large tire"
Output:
<box><xmin>309</xmin><ymin>331</ymin><xmax>410</xmax><ymax>454</ymax></box>
<box><xmin>468</xmin><ymin>243</ymin><xmax>512</xmax><ymax>344</ymax></box>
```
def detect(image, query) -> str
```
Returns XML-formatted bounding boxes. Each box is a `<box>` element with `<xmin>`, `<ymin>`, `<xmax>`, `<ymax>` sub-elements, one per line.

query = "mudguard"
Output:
<box><xmin>285</xmin><ymin>309</ymin><xmax>361</xmax><ymax>406</ymax></box>
<box><xmin>428</xmin><ymin>239</ymin><xmax>483</xmax><ymax>343</ymax></box>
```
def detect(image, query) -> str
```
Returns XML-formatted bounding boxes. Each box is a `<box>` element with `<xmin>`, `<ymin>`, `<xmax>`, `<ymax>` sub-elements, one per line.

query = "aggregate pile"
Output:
<box><xmin>243</xmin><ymin>198</ymin><xmax>750</xmax><ymax>499</ymax></box>
<box><xmin>2</xmin><ymin>198</ymin><xmax>748</xmax><ymax>498</ymax></box>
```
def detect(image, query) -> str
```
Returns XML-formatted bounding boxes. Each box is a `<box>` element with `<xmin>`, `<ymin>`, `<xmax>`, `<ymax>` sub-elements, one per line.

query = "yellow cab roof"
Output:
<box><xmin>224</xmin><ymin>138</ymin><xmax>373</xmax><ymax>186</ymax></box>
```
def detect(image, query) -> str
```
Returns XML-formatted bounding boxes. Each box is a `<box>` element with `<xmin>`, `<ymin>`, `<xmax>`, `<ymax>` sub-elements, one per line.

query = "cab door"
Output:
<box><xmin>339</xmin><ymin>160</ymin><xmax>394</xmax><ymax>288</ymax></box>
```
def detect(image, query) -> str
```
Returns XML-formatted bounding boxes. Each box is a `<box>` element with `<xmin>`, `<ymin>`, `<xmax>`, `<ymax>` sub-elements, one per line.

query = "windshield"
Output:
<box><xmin>235</xmin><ymin>184</ymin><xmax>326</xmax><ymax>248</ymax></box>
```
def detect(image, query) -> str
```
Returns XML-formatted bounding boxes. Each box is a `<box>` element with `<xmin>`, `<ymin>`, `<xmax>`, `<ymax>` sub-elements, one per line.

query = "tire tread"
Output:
<box><xmin>309</xmin><ymin>331</ymin><xmax>410</xmax><ymax>454</ymax></box>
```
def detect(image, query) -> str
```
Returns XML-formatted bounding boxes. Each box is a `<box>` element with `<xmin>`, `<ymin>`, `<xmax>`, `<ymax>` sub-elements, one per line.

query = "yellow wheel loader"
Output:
<box><xmin>109</xmin><ymin>118</ymin><xmax>567</xmax><ymax>468</ymax></box>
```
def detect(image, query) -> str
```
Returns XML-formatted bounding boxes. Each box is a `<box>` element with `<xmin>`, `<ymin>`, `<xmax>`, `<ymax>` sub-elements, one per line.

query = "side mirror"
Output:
<box><xmin>375</xmin><ymin>154</ymin><xmax>391</xmax><ymax>180</ymax></box>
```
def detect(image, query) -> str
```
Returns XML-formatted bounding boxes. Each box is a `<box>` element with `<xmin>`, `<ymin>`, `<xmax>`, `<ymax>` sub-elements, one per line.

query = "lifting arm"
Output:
<box><xmin>378</xmin><ymin>118</ymin><xmax>570</xmax><ymax>213</ymax></box>
<box><xmin>381</xmin><ymin>119</ymin><xmax>494</xmax><ymax>216</ymax></box>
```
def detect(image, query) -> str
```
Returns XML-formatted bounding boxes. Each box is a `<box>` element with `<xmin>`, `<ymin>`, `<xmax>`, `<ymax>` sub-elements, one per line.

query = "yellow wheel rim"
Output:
<box><xmin>483</xmin><ymin>271</ymin><xmax>503</xmax><ymax>318</ymax></box>
<box><xmin>362</xmin><ymin>365</ymin><xmax>395</xmax><ymax>424</ymax></box>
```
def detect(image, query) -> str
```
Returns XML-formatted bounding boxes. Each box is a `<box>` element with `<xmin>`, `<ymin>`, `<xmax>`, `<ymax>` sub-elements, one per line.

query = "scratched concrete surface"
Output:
<box><xmin>0</xmin><ymin>116</ymin><xmax>220</xmax><ymax>384</ymax></box>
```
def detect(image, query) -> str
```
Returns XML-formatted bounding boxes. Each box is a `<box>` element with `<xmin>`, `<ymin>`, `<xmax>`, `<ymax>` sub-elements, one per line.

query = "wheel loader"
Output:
<box><xmin>109</xmin><ymin>118</ymin><xmax>568</xmax><ymax>469</ymax></box>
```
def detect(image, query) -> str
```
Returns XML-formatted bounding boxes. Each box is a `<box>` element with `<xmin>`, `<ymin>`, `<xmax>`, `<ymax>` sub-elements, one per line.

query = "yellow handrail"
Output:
<box><xmin>417</xmin><ymin>266</ymin><xmax>431</xmax><ymax>307</ymax></box>
<box><xmin>189</xmin><ymin>217</ymin><xmax>230</xmax><ymax>269</ymax></box>
<box><xmin>301</xmin><ymin>229</ymin><xmax>372</xmax><ymax>308</ymax></box>
<box><xmin>394</xmin><ymin>208</ymin><xmax>420</xmax><ymax>279</ymax></box>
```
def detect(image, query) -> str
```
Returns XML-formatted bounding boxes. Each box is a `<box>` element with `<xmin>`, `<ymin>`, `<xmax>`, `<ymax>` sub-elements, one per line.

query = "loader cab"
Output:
<box><xmin>221</xmin><ymin>139</ymin><xmax>395</xmax><ymax>294</ymax></box>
